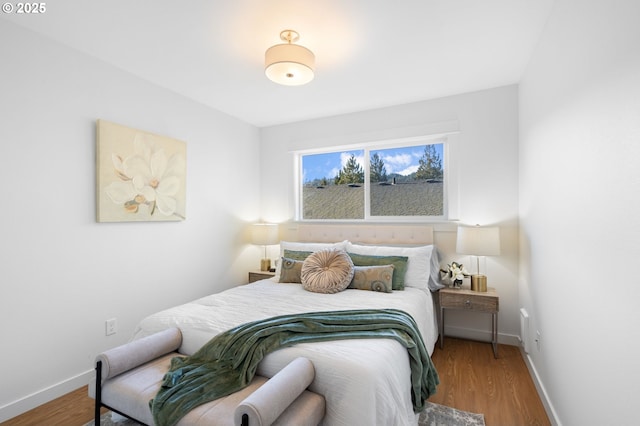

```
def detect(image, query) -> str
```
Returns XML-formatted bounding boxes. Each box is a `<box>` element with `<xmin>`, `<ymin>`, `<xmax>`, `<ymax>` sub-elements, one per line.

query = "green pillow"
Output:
<box><xmin>283</xmin><ymin>249</ymin><xmax>313</xmax><ymax>261</ymax></box>
<box><xmin>347</xmin><ymin>253</ymin><xmax>408</xmax><ymax>290</ymax></box>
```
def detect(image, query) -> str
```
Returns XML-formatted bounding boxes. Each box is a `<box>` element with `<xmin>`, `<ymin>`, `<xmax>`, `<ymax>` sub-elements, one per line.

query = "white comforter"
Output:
<box><xmin>131</xmin><ymin>279</ymin><xmax>439</xmax><ymax>426</ymax></box>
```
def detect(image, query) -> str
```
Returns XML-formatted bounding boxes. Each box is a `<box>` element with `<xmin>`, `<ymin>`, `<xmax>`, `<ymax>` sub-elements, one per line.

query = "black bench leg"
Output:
<box><xmin>95</xmin><ymin>361</ymin><xmax>102</xmax><ymax>425</ymax></box>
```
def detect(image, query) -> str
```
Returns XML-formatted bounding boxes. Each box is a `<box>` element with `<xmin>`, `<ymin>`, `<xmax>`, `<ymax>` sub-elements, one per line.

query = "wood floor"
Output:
<box><xmin>1</xmin><ymin>337</ymin><xmax>550</xmax><ymax>426</ymax></box>
<box><xmin>428</xmin><ymin>338</ymin><xmax>550</xmax><ymax>426</ymax></box>
<box><xmin>0</xmin><ymin>387</ymin><xmax>107</xmax><ymax>426</ymax></box>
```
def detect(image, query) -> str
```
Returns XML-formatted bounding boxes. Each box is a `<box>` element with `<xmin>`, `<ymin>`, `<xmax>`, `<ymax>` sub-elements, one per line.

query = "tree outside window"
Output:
<box><xmin>300</xmin><ymin>141</ymin><xmax>445</xmax><ymax>220</ymax></box>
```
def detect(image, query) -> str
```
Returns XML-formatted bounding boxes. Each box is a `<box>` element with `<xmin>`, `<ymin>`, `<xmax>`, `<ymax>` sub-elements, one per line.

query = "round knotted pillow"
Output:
<box><xmin>301</xmin><ymin>249</ymin><xmax>355</xmax><ymax>294</ymax></box>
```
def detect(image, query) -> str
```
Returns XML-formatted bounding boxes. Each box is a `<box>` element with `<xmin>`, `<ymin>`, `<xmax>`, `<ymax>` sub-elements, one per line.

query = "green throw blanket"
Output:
<box><xmin>149</xmin><ymin>308</ymin><xmax>439</xmax><ymax>426</ymax></box>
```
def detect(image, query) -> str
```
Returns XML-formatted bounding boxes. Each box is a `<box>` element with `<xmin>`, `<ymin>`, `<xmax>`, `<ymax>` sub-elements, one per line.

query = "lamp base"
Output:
<box><xmin>471</xmin><ymin>275</ymin><xmax>487</xmax><ymax>292</ymax></box>
<box><xmin>260</xmin><ymin>258</ymin><xmax>271</xmax><ymax>272</ymax></box>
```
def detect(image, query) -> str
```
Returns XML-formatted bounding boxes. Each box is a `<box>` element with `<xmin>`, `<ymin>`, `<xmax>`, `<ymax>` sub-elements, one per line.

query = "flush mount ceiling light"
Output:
<box><xmin>265</xmin><ymin>30</ymin><xmax>315</xmax><ymax>86</ymax></box>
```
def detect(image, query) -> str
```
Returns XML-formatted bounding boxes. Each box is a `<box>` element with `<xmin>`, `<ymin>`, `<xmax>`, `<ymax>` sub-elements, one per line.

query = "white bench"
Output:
<box><xmin>90</xmin><ymin>327</ymin><xmax>325</xmax><ymax>426</ymax></box>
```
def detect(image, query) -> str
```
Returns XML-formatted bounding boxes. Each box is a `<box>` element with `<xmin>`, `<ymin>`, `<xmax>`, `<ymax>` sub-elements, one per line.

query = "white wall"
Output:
<box><xmin>260</xmin><ymin>85</ymin><xmax>521</xmax><ymax>345</ymax></box>
<box><xmin>519</xmin><ymin>0</ymin><xmax>640</xmax><ymax>424</ymax></box>
<box><xmin>0</xmin><ymin>21</ymin><xmax>261</xmax><ymax>421</ymax></box>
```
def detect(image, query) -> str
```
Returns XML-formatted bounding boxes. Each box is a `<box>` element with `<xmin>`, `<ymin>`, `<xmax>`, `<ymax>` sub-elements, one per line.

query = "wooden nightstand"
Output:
<box><xmin>438</xmin><ymin>287</ymin><xmax>499</xmax><ymax>358</ymax></box>
<box><xmin>248</xmin><ymin>270</ymin><xmax>276</xmax><ymax>283</ymax></box>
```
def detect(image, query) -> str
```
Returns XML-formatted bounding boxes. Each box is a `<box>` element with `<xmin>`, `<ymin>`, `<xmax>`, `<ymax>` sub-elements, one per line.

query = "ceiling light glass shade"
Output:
<box><xmin>265</xmin><ymin>43</ymin><xmax>315</xmax><ymax>86</ymax></box>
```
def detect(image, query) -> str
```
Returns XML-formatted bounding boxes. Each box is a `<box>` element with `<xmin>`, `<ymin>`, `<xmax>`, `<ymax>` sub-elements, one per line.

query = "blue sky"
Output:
<box><xmin>302</xmin><ymin>144</ymin><xmax>444</xmax><ymax>182</ymax></box>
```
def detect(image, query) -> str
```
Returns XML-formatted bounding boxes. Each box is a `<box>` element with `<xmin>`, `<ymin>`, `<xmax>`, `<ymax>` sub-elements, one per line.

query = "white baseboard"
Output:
<box><xmin>519</xmin><ymin>346</ymin><xmax>562</xmax><ymax>426</ymax></box>
<box><xmin>443</xmin><ymin>324</ymin><xmax>521</xmax><ymax>347</ymax></box>
<box><xmin>0</xmin><ymin>369</ymin><xmax>94</xmax><ymax>423</ymax></box>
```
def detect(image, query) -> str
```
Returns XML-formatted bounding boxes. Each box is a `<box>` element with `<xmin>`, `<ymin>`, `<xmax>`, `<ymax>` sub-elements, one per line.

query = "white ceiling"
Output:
<box><xmin>3</xmin><ymin>0</ymin><xmax>555</xmax><ymax>127</ymax></box>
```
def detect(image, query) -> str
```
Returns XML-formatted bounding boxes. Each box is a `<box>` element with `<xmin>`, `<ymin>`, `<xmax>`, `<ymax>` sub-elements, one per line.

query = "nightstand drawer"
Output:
<box><xmin>248</xmin><ymin>271</ymin><xmax>276</xmax><ymax>283</ymax></box>
<box><xmin>440</xmin><ymin>290</ymin><xmax>498</xmax><ymax>313</ymax></box>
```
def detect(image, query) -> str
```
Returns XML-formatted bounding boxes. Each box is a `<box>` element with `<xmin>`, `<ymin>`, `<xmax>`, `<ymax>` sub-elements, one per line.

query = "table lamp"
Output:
<box><xmin>456</xmin><ymin>225</ymin><xmax>500</xmax><ymax>292</ymax></box>
<box><xmin>251</xmin><ymin>223</ymin><xmax>279</xmax><ymax>271</ymax></box>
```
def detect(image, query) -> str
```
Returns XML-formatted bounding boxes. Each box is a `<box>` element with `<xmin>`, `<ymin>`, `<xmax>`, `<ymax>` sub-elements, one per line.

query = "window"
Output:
<box><xmin>298</xmin><ymin>137</ymin><xmax>447</xmax><ymax>221</ymax></box>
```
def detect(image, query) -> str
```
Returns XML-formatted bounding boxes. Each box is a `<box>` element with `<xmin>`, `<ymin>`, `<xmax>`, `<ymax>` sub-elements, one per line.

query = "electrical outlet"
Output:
<box><xmin>106</xmin><ymin>318</ymin><xmax>117</xmax><ymax>336</ymax></box>
<box><xmin>535</xmin><ymin>330</ymin><xmax>541</xmax><ymax>351</ymax></box>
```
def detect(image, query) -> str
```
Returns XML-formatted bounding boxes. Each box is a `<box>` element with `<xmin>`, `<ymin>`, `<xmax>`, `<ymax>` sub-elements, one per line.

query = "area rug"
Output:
<box><xmin>418</xmin><ymin>401</ymin><xmax>485</xmax><ymax>426</ymax></box>
<box><xmin>89</xmin><ymin>402</ymin><xmax>485</xmax><ymax>426</ymax></box>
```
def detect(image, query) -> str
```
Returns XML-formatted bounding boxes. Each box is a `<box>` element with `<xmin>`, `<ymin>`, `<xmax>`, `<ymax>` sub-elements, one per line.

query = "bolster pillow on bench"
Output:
<box><xmin>235</xmin><ymin>357</ymin><xmax>324</xmax><ymax>426</ymax></box>
<box><xmin>96</xmin><ymin>327</ymin><xmax>182</xmax><ymax>381</ymax></box>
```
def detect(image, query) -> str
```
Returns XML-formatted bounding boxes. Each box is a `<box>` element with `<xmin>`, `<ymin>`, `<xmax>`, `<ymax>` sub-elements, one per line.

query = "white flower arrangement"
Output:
<box><xmin>105</xmin><ymin>134</ymin><xmax>184</xmax><ymax>217</ymax></box>
<box><xmin>441</xmin><ymin>262</ymin><xmax>470</xmax><ymax>288</ymax></box>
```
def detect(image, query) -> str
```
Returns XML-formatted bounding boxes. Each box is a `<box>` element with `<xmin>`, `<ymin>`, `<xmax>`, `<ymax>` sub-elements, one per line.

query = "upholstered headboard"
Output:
<box><xmin>284</xmin><ymin>223</ymin><xmax>434</xmax><ymax>245</ymax></box>
<box><xmin>278</xmin><ymin>223</ymin><xmax>443</xmax><ymax>292</ymax></box>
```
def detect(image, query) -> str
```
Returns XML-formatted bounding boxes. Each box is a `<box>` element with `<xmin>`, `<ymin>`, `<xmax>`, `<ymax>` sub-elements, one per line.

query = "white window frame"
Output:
<box><xmin>294</xmin><ymin>131</ymin><xmax>460</xmax><ymax>223</ymax></box>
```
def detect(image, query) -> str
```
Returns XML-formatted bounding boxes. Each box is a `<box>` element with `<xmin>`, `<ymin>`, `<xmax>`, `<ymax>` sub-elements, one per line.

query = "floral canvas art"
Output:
<box><xmin>96</xmin><ymin>120</ymin><xmax>186</xmax><ymax>222</ymax></box>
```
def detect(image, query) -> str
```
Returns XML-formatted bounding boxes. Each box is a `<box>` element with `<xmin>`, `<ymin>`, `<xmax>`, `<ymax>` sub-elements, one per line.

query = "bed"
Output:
<box><xmin>130</xmin><ymin>224</ymin><xmax>442</xmax><ymax>426</ymax></box>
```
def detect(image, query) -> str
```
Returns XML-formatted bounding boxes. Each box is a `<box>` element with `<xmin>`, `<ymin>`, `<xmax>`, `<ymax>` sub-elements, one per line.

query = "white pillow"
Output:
<box><xmin>346</xmin><ymin>242</ymin><xmax>441</xmax><ymax>290</ymax></box>
<box><xmin>275</xmin><ymin>240</ymin><xmax>348</xmax><ymax>282</ymax></box>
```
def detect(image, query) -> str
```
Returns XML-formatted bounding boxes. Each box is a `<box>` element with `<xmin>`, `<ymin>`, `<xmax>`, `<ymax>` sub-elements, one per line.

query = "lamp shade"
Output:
<box><xmin>265</xmin><ymin>30</ymin><xmax>315</xmax><ymax>86</ymax></box>
<box><xmin>265</xmin><ymin>43</ymin><xmax>315</xmax><ymax>85</ymax></box>
<box><xmin>456</xmin><ymin>225</ymin><xmax>501</xmax><ymax>256</ymax></box>
<box><xmin>251</xmin><ymin>223</ymin><xmax>279</xmax><ymax>246</ymax></box>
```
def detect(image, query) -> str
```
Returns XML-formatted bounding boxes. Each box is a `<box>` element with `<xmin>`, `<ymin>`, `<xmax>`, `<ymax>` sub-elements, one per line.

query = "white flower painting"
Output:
<box><xmin>97</xmin><ymin>120</ymin><xmax>186</xmax><ymax>222</ymax></box>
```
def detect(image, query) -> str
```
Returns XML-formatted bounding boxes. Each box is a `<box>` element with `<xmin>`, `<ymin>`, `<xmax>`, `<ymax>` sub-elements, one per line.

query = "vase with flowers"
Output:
<box><xmin>441</xmin><ymin>262</ymin><xmax>470</xmax><ymax>288</ymax></box>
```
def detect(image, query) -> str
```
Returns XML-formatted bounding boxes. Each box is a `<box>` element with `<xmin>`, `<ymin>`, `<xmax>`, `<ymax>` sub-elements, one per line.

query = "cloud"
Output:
<box><xmin>397</xmin><ymin>165</ymin><xmax>419</xmax><ymax>176</ymax></box>
<box><xmin>381</xmin><ymin>152</ymin><xmax>416</xmax><ymax>175</ymax></box>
